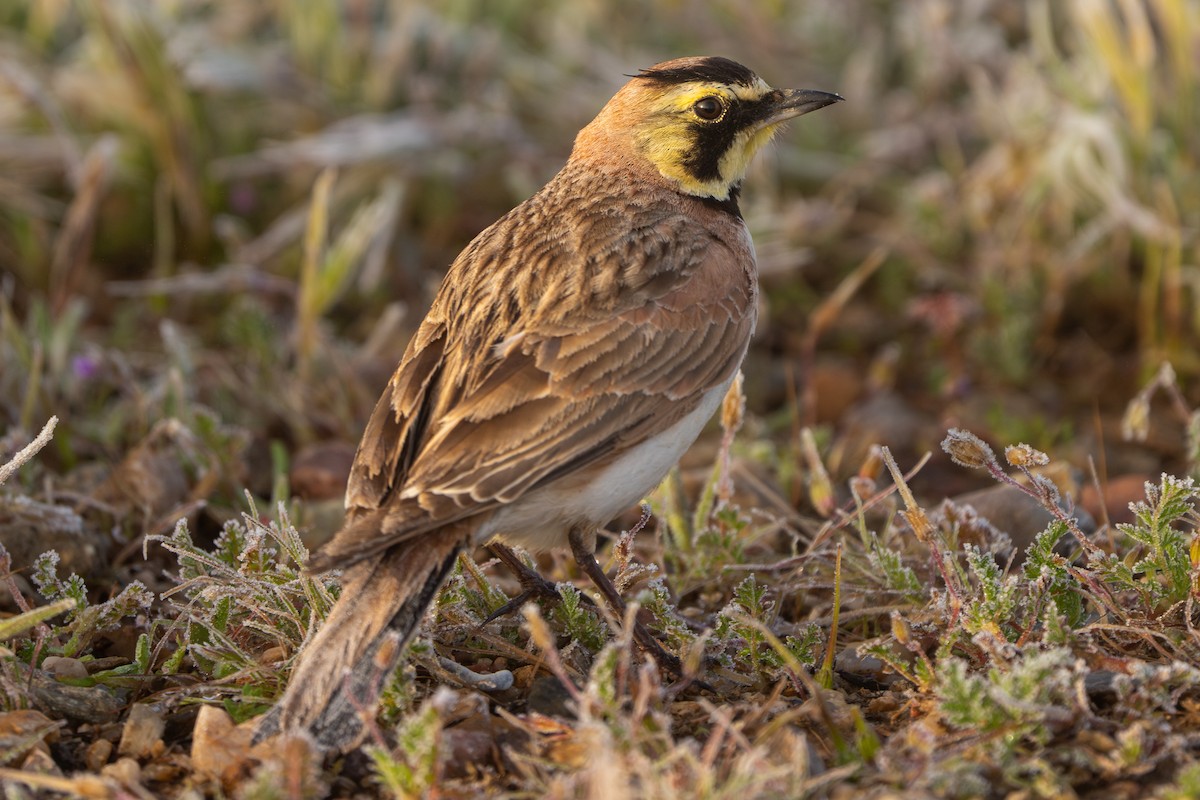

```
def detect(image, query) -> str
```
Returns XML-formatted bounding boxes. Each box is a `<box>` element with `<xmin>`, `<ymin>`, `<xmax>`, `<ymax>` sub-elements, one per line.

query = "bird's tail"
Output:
<box><xmin>254</xmin><ymin>529</ymin><xmax>467</xmax><ymax>751</ymax></box>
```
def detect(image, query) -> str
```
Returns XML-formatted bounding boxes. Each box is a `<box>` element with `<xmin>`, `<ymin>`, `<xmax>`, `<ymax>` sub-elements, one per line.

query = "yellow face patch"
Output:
<box><xmin>631</xmin><ymin>79</ymin><xmax>782</xmax><ymax>200</ymax></box>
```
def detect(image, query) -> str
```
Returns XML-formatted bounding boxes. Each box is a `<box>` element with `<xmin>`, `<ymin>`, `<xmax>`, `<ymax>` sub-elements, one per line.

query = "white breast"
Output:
<box><xmin>477</xmin><ymin>379</ymin><xmax>733</xmax><ymax>552</ymax></box>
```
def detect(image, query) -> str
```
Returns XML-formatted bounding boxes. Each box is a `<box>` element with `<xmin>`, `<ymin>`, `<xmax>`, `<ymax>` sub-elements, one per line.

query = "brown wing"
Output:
<box><xmin>312</xmin><ymin>177</ymin><xmax>754</xmax><ymax>571</ymax></box>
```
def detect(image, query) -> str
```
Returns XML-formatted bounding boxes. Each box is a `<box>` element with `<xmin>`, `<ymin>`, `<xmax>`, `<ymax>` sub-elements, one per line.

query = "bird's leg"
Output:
<box><xmin>567</xmin><ymin>526</ymin><xmax>685</xmax><ymax>676</ymax></box>
<box><xmin>481</xmin><ymin>542</ymin><xmax>563</xmax><ymax>625</ymax></box>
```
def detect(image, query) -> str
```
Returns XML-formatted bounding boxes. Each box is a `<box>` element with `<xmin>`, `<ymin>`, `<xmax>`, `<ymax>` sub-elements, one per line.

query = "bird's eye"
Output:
<box><xmin>692</xmin><ymin>96</ymin><xmax>725</xmax><ymax>121</ymax></box>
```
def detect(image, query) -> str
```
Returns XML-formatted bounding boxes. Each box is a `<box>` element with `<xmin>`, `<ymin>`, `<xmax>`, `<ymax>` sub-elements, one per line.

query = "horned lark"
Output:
<box><xmin>257</xmin><ymin>56</ymin><xmax>840</xmax><ymax>751</ymax></box>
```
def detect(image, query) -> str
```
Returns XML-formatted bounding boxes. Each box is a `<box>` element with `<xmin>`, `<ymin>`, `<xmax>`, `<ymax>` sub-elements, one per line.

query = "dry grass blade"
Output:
<box><xmin>48</xmin><ymin>137</ymin><xmax>117</xmax><ymax>313</ymax></box>
<box><xmin>0</xmin><ymin>597</ymin><xmax>75</xmax><ymax>642</ymax></box>
<box><xmin>0</xmin><ymin>415</ymin><xmax>57</xmax><ymax>487</ymax></box>
<box><xmin>0</xmin><ymin>768</ymin><xmax>112</xmax><ymax>799</ymax></box>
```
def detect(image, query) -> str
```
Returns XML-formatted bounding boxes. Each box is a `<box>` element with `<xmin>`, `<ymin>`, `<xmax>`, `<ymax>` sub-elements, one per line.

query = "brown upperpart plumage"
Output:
<box><xmin>256</xmin><ymin>56</ymin><xmax>840</xmax><ymax>752</ymax></box>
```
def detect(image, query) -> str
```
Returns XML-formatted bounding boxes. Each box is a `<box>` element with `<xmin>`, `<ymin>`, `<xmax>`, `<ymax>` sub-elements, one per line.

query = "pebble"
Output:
<box><xmin>118</xmin><ymin>703</ymin><xmax>166</xmax><ymax>759</ymax></box>
<box><xmin>257</xmin><ymin>645</ymin><xmax>287</xmax><ymax>665</ymax></box>
<box><xmin>948</xmin><ymin>482</ymin><xmax>1095</xmax><ymax>559</ymax></box>
<box><xmin>191</xmin><ymin>704</ymin><xmax>256</xmax><ymax>787</ymax></box>
<box><xmin>85</xmin><ymin>737</ymin><xmax>113</xmax><ymax>771</ymax></box>
<box><xmin>526</xmin><ymin>675</ymin><xmax>577</xmax><ymax>719</ymax></box>
<box><xmin>42</xmin><ymin>656</ymin><xmax>89</xmax><ymax>680</ymax></box>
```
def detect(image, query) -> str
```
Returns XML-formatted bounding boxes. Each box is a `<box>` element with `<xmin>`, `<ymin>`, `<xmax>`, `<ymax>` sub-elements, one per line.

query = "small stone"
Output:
<box><xmin>258</xmin><ymin>646</ymin><xmax>288</xmax><ymax>665</ymax></box>
<box><xmin>192</xmin><ymin>704</ymin><xmax>256</xmax><ymax>786</ymax></box>
<box><xmin>866</xmin><ymin>692</ymin><xmax>902</xmax><ymax>715</ymax></box>
<box><xmin>85</xmin><ymin>738</ymin><xmax>113</xmax><ymax>771</ymax></box>
<box><xmin>118</xmin><ymin>703</ymin><xmax>165</xmax><ymax>759</ymax></box>
<box><xmin>24</xmin><ymin>665</ymin><xmax>122</xmax><ymax>723</ymax></box>
<box><xmin>526</xmin><ymin>675</ymin><xmax>576</xmax><ymax>719</ymax></box>
<box><xmin>948</xmin><ymin>483</ymin><xmax>1094</xmax><ymax>558</ymax></box>
<box><xmin>42</xmin><ymin>656</ymin><xmax>89</xmax><ymax>680</ymax></box>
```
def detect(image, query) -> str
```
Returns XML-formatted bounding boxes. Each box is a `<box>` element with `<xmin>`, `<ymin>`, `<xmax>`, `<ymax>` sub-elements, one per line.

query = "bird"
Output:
<box><xmin>255</xmin><ymin>55</ymin><xmax>841</xmax><ymax>752</ymax></box>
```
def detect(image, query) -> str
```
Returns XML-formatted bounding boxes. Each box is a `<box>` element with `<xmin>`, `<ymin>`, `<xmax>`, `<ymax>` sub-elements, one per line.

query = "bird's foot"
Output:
<box><xmin>565</xmin><ymin>528</ymin><xmax>700</xmax><ymax>682</ymax></box>
<box><xmin>482</xmin><ymin>543</ymin><xmax>564</xmax><ymax>625</ymax></box>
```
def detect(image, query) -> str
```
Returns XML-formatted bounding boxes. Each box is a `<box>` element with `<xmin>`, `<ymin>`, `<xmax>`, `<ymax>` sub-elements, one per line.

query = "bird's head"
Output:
<box><xmin>574</xmin><ymin>56</ymin><xmax>842</xmax><ymax>201</ymax></box>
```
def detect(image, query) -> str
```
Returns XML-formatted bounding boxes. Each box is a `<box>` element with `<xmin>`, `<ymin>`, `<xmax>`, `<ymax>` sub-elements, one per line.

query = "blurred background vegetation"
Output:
<box><xmin>4</xmin><ymin>1</ymin><xmax>1200</xmax><ymax>796</ymax></box>
<box><xmin>3</xmin><ymin>0</ymin><xmax>1198</xmax><ymax>480</ymax></box>
<box><xmin>2</xmin><ymin>0</ymin><xmax>1195</xmax><ymax>455</ymax></box>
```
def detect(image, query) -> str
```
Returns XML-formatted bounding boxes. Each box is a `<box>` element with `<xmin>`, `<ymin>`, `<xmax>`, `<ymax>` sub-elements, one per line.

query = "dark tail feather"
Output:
<box><xmin>255</xmin><ymin>530</ymin><xmax>466</xmax><ymax>751</ymax></box>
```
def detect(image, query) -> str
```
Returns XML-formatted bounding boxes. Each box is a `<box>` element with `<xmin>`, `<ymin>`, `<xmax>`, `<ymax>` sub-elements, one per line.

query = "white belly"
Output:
<box><xmin>477</xmin><ymin>379</ymin><xmax>732</xmax><ymax>551</ymax></box>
